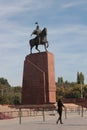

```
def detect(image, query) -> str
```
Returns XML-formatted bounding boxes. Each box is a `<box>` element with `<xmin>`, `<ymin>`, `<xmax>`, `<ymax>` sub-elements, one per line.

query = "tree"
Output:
<box><xmin>57</xmin><ymin>77</ymin><xmax>63</xmax><ymax>84</ymax></box>
<box><xmin>13</xmin><ymin>95</ymin><xmax>21</xmax><ymax>105</ymax></box>
<box><xmin>77</xmin><ymin>72</ymin><xmax>80</xmax><ymax>84</ymax></box>
<box><xmin>80</xmin><ymin>72</ymin><xmax>84</xmax><ymax>84</ymax></box>
<box><xmin>0</xmin><ymin>95</ymin><xmax>9</xmax><ymax>104</ymax></box>
<box><xmin>0</xmin><ymin>77</ymin><xmax>11</xmax><ymax>87</ymax></box>
<box><xmin>77</xmin><ymin>72</ymin><xmax>84</xmax><ymax>84</ymax></box>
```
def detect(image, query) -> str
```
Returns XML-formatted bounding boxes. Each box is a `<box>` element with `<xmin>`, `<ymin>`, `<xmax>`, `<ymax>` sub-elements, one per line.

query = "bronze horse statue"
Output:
<box><xmin>29</xmin><ymin>28</ymin><xmax>49</xmax><ymax>53</ymax></box>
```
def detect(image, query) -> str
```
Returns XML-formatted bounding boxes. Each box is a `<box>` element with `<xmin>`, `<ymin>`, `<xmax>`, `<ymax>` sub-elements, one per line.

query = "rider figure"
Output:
<box><xmin>31</xmin><ymin>23</ymin><xmax>41</xmax><ymax>44</ymax></box>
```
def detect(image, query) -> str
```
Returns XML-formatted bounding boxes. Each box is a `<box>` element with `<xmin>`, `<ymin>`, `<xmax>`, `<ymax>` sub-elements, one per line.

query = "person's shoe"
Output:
<box><xmin>60</xmin><ymin>122</ymin><xmax>63</xmax><ymax>124</ymax></box>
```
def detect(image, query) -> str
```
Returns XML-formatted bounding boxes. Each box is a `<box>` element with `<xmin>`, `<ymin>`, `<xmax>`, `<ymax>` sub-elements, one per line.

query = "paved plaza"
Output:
<box><xmin>0</xmin><ymin>112</ymin><xmax>87</xmax><ymax>130</ymax></box>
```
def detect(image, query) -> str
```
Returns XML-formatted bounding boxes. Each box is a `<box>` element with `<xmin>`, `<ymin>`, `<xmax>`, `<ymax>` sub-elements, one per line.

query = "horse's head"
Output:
<box><xmin>43</xmin><ymin>28</ymin><xmax>47</xmax><ymax>35</ymax></box>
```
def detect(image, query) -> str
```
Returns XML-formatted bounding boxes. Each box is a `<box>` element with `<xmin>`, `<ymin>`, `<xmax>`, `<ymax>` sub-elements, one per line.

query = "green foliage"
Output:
<box><xmin>12</xmin><ymin>86</ymin><xmax>22</xmax><ymax>93</ymax></box>
<box><xmin>0</xmin><ymin>95</ymin><xmax>9</xmax><ymax>104</ymax></box>
<box><xmin>56</xmin><ymin>83</ymin><xmax>87</xmax><ymax>100</ymax></box>
<box><xmin>13</xmin><ymin>95</ymin><xmax>21</xmax><ymax>105</ymax></box>
<box><xmin>57</xmin><ymin>77</ymin><xmax>63</xmax><ymax>84</ymax></box>
<box><xmin>0</xmin><ymin>77</ymin><xmax>11</xmax><ymax>87</ymax></box>
<box><xmin>77</xmin><ymin>72</ymin><xmax>84</xmax><ymax>84</ymax></box>
<box><xmin>8</xmin><ymin>93</ymin><xmax>21</xmax><ymax>105</ymax></box>
<box><xmin>56</xmin><ymin>72</ymin><xmax>85</xmax><ymax>100</ymax></box>
<box><xmin>83</xmin><ymin>85</ymin><xmax>87</xmax><ymax>98</ymax></box>
<box><xmin>0</xmin><ymin>77</ymin><xmax>22</xmax><ymax>105</ymax></box>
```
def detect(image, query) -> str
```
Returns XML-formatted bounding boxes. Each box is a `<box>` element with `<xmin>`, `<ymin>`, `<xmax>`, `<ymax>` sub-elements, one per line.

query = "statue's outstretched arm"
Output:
<box><xmin>30</xmin><ymin>31</ymin><xmax>34</xmax><ymax>36</ymax></box>
<box><xmin>30</xmin><ymin>33</ymin><xmax>32</xmax><ymax>36</ymax></box>
<box><xmin>30</xmin><ymin>30</ymin><xmax>36</xmax><ymax>36</ymax></box>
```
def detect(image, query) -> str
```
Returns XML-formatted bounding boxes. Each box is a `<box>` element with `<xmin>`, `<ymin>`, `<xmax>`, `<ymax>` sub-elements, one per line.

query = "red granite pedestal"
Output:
<box><xmin>22</xmin><ymin>52</ymin><xmax>56</xmax><ymax>105</ymax></box>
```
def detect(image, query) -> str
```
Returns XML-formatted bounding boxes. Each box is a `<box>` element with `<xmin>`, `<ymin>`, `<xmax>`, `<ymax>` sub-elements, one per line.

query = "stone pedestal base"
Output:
<box><xmin>22</xmin><ymin>52</ymin><xmax>56</xmax><ymax>105</ymax></box>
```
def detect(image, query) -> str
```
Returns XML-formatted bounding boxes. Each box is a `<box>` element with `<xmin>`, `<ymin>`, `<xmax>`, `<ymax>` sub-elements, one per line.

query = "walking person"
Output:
<box><xmin>56</xmin><ymin>99</ymin><xmax>65</xmax><ymax>124</ymax></box>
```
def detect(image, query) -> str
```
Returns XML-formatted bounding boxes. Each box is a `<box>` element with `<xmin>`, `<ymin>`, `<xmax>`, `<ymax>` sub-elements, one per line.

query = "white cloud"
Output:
<box><xmin>0</xmin><ymin>0</ymin><xmax>53</xmax><ymax>20</ymax></box>
<box><xmin>61</xmin><ymin>0</ymin><xmax>87</xmax><ymax>9</ymax></box>
<box><xmin>48</xmin><ymin>24</ymin><xmax>87</xmax><ymax>48</ymax></box>
<box><xmin>0</xmin><ymin>0</ymin><xmax>33</xmax><ymax>18</ymax></box>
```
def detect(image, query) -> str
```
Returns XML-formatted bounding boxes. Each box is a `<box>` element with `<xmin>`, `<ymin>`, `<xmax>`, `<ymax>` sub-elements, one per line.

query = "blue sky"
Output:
<box><xmin>0</xmin><ymin>0</ymin><xmax>87</xmax><ymax>86</ymax></box>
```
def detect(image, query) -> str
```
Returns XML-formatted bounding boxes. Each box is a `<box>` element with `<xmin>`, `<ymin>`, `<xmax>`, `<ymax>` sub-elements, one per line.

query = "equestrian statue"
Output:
<box><xmin>29</xmin><ymin>22</ymin><xmax>49</xmax><ymax>53</ymax></box>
